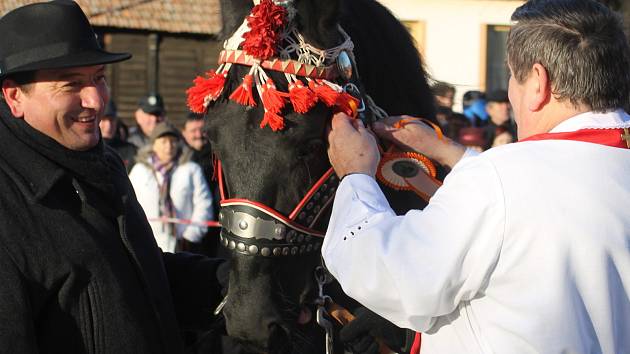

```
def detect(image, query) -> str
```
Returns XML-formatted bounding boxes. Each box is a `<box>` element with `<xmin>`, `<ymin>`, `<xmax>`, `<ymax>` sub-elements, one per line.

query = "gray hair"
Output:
<box><xmin>507</xmin><ymin>0</ymin><xmax>630</xmax><ymax>112</ymax></box>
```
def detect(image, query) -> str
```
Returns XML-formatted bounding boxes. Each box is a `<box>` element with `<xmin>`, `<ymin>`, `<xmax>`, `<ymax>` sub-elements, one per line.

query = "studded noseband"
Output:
<box><xmin>218</xmin><ymin>164</ymin><xmax>340</xmax><ymax>257</ymax></box>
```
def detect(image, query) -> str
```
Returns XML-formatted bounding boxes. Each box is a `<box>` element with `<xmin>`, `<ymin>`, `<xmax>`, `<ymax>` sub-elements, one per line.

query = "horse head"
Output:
<box><xmin>195</xmin><ymin>0</ymin><xmax>436</xmax><ymax>352</ymax></box>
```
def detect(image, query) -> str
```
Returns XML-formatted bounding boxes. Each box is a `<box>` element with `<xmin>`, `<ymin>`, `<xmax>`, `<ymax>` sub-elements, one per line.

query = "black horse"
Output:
<box><xmin>202</xmin><ymin>0</ymin><xmax>437</xmax><ymax>353</ymax></box>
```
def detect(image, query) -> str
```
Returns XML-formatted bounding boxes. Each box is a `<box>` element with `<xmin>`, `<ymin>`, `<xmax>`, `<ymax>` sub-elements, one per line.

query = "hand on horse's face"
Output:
<box><xmin>327</xmin><ymin>113</ymin><xmax>380</xmax><ymax>179</ymax></box>
<box><xmin>373</xmin><ymin>115</ymin><xmax>467</xmax><ymax>169</ymax></box>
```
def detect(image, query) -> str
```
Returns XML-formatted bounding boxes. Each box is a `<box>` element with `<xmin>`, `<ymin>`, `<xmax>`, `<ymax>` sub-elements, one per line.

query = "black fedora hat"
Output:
<box><xmin>0</xmin><ymin>0</ymin><xmax>131</xmax><ymax>79</ymax></box>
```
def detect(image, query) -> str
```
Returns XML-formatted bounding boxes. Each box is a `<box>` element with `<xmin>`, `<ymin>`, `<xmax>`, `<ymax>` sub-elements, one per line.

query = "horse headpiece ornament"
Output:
<box><xmin>188</xmin><ymin>0</ymin><xmax>441</xmax><ymax>202</ymax></box>
<box><xmin>186</xmin><ymin>0</ymin><xmax>361</xmax><ymax>132</ymax></box>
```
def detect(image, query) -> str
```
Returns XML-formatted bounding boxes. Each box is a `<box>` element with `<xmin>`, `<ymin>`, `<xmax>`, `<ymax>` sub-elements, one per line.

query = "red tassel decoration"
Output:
<box><xmin>186</xmin><ymin>70</ymin><xmax>227</xmax><ymax>113</ymax></box>
<box><xmin>334</xmin><ymin>92</ymin><xmax>361</xmax><ymax>117</ymax></box>
<box><xmin>260</xmin><ymin>110</ymin><xmax>285</xmax><ymax>131</ymax></box>
<box><xmin>308</xmin><ymin>80</ymin><xmax>339</xmax><ymax>107</ymax></box>
<box><xmin>229</xmin><ymin>74</ymin><xmax>256</xmax><ymax>106</ymax></box>
<box><xmin>260</xmin><ymin>81</ymin><xmax>287</xmax><ymax>114</ymax></box>
<box><xmin>242</xmin><ymin>0</ymin><xmax>287</xmax><ymax>60</ymax></box>
<box><xmin>288</xmin><ymin>80</ymin><xmax>318</xmax><ymax>113</ymax></box>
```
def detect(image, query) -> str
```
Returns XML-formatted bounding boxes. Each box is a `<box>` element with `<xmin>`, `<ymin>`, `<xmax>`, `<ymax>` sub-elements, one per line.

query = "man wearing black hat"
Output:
<box><xmin>100</xmin><ymin>99</ymin><xmax>138</xmax><ymax>172</ymax></box>
<box><xmin>128</xmin><ymin>92</ymin><xmax>166</xmax><ymax>148</ymax></box>
<box><xmin>0</xmin><ymin>1</ymin><xmax>225</xmax><ymax>353</ymax></box>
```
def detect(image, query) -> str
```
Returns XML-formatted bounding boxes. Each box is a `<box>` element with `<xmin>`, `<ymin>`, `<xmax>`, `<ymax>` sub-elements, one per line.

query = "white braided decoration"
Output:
<box><xmin>225</xmin><ymin>0</ymin><xmax>388</xmax><ymax>121</ymax></box>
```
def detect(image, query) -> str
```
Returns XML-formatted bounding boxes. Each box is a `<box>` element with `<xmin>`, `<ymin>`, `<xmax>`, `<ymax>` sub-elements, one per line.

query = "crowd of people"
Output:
<box><xmin>431</xmin><ymin>81</ymin><xmax>517</xmax><ymax>152</ymax></box>
<box><xmin>0</xmin><ymin>0</ymin><xmax>628</xmax><ymax>354</ymax></box>
<box><xmin>97</xmin><ymin>92</ymin><xmax>221</xmax><ymax>256</ymax></box>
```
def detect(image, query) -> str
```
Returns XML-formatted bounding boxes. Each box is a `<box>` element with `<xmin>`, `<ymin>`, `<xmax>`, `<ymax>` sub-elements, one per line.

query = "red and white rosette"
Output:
<box><xmin>376</xmin><ymin>151</ymin><xmax>441</xmax><ymax>202</ymax></box>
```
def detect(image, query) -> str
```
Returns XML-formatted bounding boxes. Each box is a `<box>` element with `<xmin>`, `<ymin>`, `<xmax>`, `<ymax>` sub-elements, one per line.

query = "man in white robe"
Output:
<box><xmin>323</xmin><ymin>0</ymin><xmax>630</xmax><ymax>353</ymax></box>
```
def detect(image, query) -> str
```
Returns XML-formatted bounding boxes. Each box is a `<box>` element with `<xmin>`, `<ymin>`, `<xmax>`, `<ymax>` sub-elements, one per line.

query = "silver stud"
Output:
<box><xmin>313</xmin><ymin>205</ymin><xmax>321</xmax><ymax>214</ymax></box>
<box><xmin>228</xmin><ymin>240</ymin><xmax>236</xmax><ymax>250</ymax></box>
<box><xmin>329</xmin><ymin>186</ymin><xmax>336</xmax><ymax>194</ymax></box>
<box><xmin>337</xmin><ymin>50</ymin><xmax>353</xmax><ymax>80</ymax></box>
<box><xmin>321</xmin><ymin>184</ymin><xmax>328</xmax><ymax>191</ymax></box>
<box><xmin>304</xmin><ymin>235</ymin><xmax>312</xmax><ymax>242</ymax></box>
<box><xmin>218</xmin><ymin>211</ymin><xmax>224</xmax><ymax>222</ymax></box>
<box><xmin>274</xmin><ymin>224</ymin><xmax>286</xmax><ymax>238</ymax></box>
<box><xmin>223</xmin><ymin>238</ymin><xmax>229</xmax><ymax>247</ymax></box>
<box><xmin>248</xmin><ymin>245</ymin><xmax>259</xmax><ymax>254</ymax></box>
<box><xmin>300</xmin><ymin>245</ymin><xmax>306</xmax><ymax>253</ymax></box>
<box><xmin>261</xmin><ymin>247</ymin><xmax>271</xmax><ymax>257</ymax></box>
<box><xmin>306</xmin><ymin>203</ymin><xmax>313</xmax><ymax>210</ymax></box>
<box><xmin>307</xmin><ymin>215</ymin><xmax>314</xmax><ymax>224</ymax></box>
<box><xmin>298</xmin><ymin>213</ymin><xmax>306</xmax><ymax>220</ymax></box>
<box><xmin>297</xmin><ymin>234</ymin><xmax>304</xmax><ymax>243</ymax></box>
<box><xmin>273</xmin><ymin>247</ymin><xmax>281</xmax><ymax>256</ymax></box>
<box><xmin>291</xmin><ymin>247</ymin><xmax>298</xmax><ymax>255</ymax></box>
<box><xmin>238</xmin><ymin>219</ymin><xmax>248</xmax><ymax>230</ymax></box>
<box><xmin>287</xmin><ymin>230</ymin><xmax>296</xmax><ymax>242</ymax></box>
<box><xmin>282</xmin><ymin>247</ymin><xmax>290</xmax><ymax>256</ymax></box>
<box><xmin>313</xmin><ymin>192</ymin><xmax>321</xmax><ymax>200</ymax></box>
<box><xmin>307</xmin><ymin>244</ymin><xmax>313</xmax><ymax>252</ymax></box>
<box><xmin>314</xmin><ymin>243</ymin><xmax>321</xmax><ymax>250</ymax></box>
<box><xmin>237</xmin><ymin>242</ymin><xmax>246</xmax><ymax>252</ymax></box>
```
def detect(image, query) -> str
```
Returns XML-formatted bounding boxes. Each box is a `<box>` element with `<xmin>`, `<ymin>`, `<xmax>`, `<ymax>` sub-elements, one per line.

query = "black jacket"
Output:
<box><xmin>0</xmin><ymin>105</ymin><xmax>224</xmax><ymax>354</ymax></box>
<box><xmin>103</xmin><ymin>137</ymin><xmax>137</xmax><ymax>173</ymax></box>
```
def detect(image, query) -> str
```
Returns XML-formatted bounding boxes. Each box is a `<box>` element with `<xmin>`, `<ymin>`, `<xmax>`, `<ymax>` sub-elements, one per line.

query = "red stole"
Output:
<box><xmin>520</xmin><ymin>127</ymin><xmax>630</xmax><ymax>149</ymax></box>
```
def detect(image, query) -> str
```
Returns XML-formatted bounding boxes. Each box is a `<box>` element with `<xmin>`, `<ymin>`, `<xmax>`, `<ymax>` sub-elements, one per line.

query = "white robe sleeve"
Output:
<box><xmin>322</xmin><ymin>152</ymin><xmax>506</xmax><ymax>332</ymax></box>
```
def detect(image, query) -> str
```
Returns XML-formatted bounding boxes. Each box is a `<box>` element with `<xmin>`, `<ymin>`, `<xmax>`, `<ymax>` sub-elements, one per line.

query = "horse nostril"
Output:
<box><xmin>268</xmin><ymin>323</ymin><xmax>291</xmax><ymax>352</ymax></box>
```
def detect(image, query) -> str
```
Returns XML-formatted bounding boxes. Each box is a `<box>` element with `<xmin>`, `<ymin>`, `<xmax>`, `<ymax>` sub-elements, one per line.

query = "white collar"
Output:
<box><xmin>550</xmin><ymin>109</ymin><xmax>630</xmax><ymax>133</ymax></box>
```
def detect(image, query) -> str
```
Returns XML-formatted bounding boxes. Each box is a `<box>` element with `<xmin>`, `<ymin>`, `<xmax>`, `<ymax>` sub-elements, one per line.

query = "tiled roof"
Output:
<box><xmin>0</xmin><ymin>0</ymin><xmax>222</xmax><ymax>35</ymax></box>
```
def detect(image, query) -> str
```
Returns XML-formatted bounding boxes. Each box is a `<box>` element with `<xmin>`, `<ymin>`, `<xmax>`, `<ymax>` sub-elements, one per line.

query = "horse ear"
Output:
<box><xmin>294</xmin><ymin>0</ymin><xmax>342</xmax><ymax>48</ymax></box>
<box><xmin>219</xmin><ymin>0</ymin><xmax>254</xmax><ymax>40</ymax></box>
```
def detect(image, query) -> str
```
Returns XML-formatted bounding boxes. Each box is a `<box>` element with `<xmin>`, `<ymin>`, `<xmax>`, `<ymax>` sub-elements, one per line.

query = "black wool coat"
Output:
<box><xmin>0</xmin><ymin>111</ymin><xmax>224</xmax><ymax>353</ymax></box>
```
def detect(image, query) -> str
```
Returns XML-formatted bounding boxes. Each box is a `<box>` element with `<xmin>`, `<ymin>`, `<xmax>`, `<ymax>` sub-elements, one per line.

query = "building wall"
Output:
<box><xmin>377</xmin><ymin>0</ymin><xmax>524</xmax><ymax>110</ymax></box>
<box><xmin>101</xmin><ymin>30</ymin><xmax>222</xmax><ymax>128</ymax></box>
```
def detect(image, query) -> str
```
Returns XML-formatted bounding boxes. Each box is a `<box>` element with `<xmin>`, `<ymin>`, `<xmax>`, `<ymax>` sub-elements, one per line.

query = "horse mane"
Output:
<box><xmin>218</xmin><ymin>0</ymin><xmax>252</xmax><ymax>40</ymax></box>
<box><xmin>340</xmin><ymin>0</ymin><xmax>436</xmax><ymax>121</ymax></box>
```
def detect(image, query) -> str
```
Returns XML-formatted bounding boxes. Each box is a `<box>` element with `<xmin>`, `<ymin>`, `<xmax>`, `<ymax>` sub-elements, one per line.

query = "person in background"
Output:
<box><xmin>490</xmin><ymin>125</ymin><xmax>515</xmax><ymax>148</ymax></box>
<box><xmin>128</xmin><ymin>93</ymin><xmax>166</xmax><ymax>148</ymax></box>
<box><xmin>484</xmin><ymin>89</ymin><xmax>515</xmax><ymax>147</ymax></box>
<box><xmin>182</xmin><ymin>112</ymin><xmax>222</xmax><ymax>258</ymax></box>
<box><xmin>100</xmin><ymin>99</ymin><xmax>137</xmax><ymax>171</ymax></box>
<box><xmin>130</xmin><ymin>122</ymin><xmax>214</xmax><ymax>253</ymax></box>
<box><xmin>182</xmin><ymin>112</ymin><xmax>207</xmax><ymax>152</ymax></box>
<box><xmin>182</xmin><ymin>112</ymin><xmax>217</xmax><ymax>200</ymax></box>
<box><xmin>457</xmin><ymin>126</ymin><xmax>488</xmax><ymax>152</ymax></box>
<box><xmin>462</xmin><ymin>91</ymin><xmax>488</xmax><ymax>127</ymax></box>
<box><xmin>431</xmin><ymin>81</ymin><xmax>470</xmax><ymax>140</ymax></box>
<box><xmin>0</xmin><ymin>2</ymin><xmax>226</xmax><ymax>352</ymax></box>
<box><xmin>461</xmin><ymin>90</ymin><xmax>485</xmax><ymax>112</ymax></box>
<box><xmin>117</xmin><ymin>118</ymin><xmax>130</xmax><ymax>141</ymax></box>
<box><xmin>323</xmin><ymin>0</ymin><xmax>630</xmax><ymax>352</ymax></box>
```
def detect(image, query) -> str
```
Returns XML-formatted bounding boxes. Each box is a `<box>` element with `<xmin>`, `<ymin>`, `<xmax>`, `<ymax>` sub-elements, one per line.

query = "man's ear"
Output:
<box><xmin>2</xmin><ymin>79</ymin><xmax>26</xmax><ymax>118</ymax></box>
<box><xmin>527</xmin><ymin>63</ymin><xmax>551</xmax><ymax>112</ymax></box>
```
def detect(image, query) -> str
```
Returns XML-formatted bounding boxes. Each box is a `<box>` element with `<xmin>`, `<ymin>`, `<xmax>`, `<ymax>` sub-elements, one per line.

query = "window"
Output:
<box><xmin>483</xmin><ymin>25</ymin><xmax>510</xmax><ymax>93</ymax></box>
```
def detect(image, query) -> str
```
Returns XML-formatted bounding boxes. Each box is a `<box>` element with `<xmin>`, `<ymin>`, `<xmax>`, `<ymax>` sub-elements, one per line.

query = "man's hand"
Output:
<box><xmin>339</xmin><ymin>307</ymin><xmax>411</xmax><ymax>354</ymax></box>
<box><xmin>327</xmin><ymin>113</ymin><xmax>381</xmax><ymax>179</ymax></box>
<box><xmin>373</xmin><ymin>116</ymin><xmax>466</xmax><ymax>169</ymax></box>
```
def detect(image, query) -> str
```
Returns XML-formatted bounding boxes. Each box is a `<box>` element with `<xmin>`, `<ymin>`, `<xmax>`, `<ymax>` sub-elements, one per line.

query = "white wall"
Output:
<box><xmin>378</xmin><ymin>0</ymin><xmax>524</xmax><ymax>110</ymax></box>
